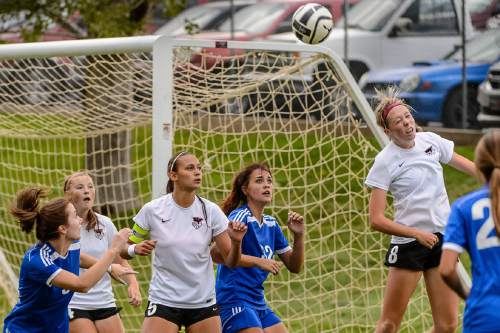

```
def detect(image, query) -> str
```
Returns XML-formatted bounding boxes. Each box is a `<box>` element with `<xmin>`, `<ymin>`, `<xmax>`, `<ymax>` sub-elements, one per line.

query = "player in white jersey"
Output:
<box><xmin>128</xmin><ymin>151</ymin><xmax>247</xmax><ymax>333</ymax></box>
<box><xmin>440</xmin><ymin>130</ymin><xmax>500</xmax><ymax>332</ymax></box>
<box><xmin>63</xmin><ymin>172</ymin><xmax>141</xmax><ymax>333</ymax></box>
<box><xmin>3</xmin><ymin>188</ymin><xmax>132</xmax><ymax>333</ymax></box>
<box><xmin>365</xmin><ymin>87</ymin><xmax>476</xmax><ymax>333</ymax></box>
<box><xmin>213</xmin><ymin>162</ymin><xmax>305</xmax><ymax>333</ymax></box>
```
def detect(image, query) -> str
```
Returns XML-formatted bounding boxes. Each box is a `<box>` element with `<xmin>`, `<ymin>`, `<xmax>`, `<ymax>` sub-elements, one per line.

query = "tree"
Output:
<box><xmin>0</xmin><ymin>0</ymin><xmax>186</xmax><ymax>214</ymax></box>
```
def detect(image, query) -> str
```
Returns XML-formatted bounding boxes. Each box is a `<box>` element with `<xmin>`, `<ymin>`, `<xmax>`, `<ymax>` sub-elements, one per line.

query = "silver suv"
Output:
<box><xmin>478</xmin><ymin>61</ymin><xmax>500</xmax><ymax>126</ymax></box>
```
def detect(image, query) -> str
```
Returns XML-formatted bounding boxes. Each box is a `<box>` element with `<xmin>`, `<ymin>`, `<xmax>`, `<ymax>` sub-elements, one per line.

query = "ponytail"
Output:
<box><xmin>10</xmin><ymin>187</ymin><xmax>70</xmax><ymax>242</ymax></box>
<box><xmin>10</xmin><ymin>188</ymin><xmax>48</xmax><ymax>234</ymax></box>
<box><xmin>474</xmin><ymin>130</ymin><xmax>500</xmax><ymax>236</ymax></box>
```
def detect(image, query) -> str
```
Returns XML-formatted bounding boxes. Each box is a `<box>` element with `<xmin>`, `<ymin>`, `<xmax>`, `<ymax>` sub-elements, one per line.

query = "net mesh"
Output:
<box><xmin>0</xmin><ymin>43</ymin><xmax>436</xmax><ymax>332</ymax></box>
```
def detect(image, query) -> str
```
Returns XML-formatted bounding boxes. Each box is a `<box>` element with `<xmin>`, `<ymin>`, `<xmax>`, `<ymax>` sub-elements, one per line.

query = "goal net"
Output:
<box><xmin>0</xmin><ymin>36</ymin><xmax>437</xmax><ymax>332</ymax></box>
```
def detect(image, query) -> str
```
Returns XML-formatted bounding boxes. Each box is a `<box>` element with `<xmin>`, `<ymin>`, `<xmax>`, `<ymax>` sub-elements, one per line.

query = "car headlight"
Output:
<box><xmin>399</xmin><ymin>74</ymin><xmax>420</xmax><ymax>92</ymax></box>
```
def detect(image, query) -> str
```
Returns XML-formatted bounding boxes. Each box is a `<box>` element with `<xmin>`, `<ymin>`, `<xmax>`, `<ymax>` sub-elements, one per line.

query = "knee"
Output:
<box><xmin>377</xmin><ymin>319</ymin><xmax>399</xmax><ymax>333</ymax></box>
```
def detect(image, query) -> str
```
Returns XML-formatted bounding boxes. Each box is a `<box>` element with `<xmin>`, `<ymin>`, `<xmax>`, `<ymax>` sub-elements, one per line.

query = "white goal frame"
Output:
<box><xmin>0</xmin><ymin>35</ymin><xmax>470</xmax><ymax>315</ymax></box>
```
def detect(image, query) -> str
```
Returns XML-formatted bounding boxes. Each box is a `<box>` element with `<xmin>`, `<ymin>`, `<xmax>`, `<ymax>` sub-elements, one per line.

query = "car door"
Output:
<box><xmin>381</xmin><ymin>0</ymin><xmax>462</xmax><ymax>68</ymax></box>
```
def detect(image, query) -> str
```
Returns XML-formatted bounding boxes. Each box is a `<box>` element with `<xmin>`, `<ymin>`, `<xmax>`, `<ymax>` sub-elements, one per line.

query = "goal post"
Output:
<box><xmin>0</xmin><ymin>35</ymin><xmax>468</xmax><ymax>332</ymax></box>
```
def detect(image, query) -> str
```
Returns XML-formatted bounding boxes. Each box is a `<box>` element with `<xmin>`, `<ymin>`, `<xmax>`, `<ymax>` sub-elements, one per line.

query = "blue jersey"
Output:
<box><xmin>216</xmin><ymin>204</ymin><xmax>291</xmax><ymax>308</ymax></box>
<box><xmin>3</xmin><ymin>241</ymin><xmax>80</xmax><ymax>333</ymax></box>
<box><xmin>444</xmin><ymin>186</ymin><xmax>500</xmax><ymax>333</ymax></box>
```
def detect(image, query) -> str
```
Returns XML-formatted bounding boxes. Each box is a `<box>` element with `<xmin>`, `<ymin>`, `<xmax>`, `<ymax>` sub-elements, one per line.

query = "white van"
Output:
<box><xmin>269</xmin><ymin>0</ymin><xmax>474</xmax><ymax>80</ymax></box>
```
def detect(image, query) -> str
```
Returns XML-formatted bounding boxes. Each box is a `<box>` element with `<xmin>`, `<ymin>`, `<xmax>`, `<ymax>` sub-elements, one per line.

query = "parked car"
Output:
<box><xmin>477</xmin><ymin>61</ymin><xmax>500</xmax><ymax>126</ymax></box>
<box><xmin>154</xmin><ymin>1</ymin><xmax>256</xmax><ymax>37</ymax></box>
<box><xmin>186</xmin><ymin>0</ymin><xmax>359</xmax><ymax>68</ymax></box>
<box><xmin>268</xmin><ymin>0</ymin><xmax>474</xmax><ymax>81</ymax></box>
<box><xmin>469</xmin><ymin>0</ymin><xmax>499</xmax><ymax>29</ymax></box>
<box><xmin>359</xmin><ymin>29</ymin><xmax>500</xmax><ymax>128</ymax></box>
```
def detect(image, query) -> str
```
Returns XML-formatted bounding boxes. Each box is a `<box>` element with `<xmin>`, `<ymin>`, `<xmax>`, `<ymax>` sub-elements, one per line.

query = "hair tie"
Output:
<box><xmin>382</xmin><ymin>102</ymin><xmax>404</xmax><ymax>123</ymax></box>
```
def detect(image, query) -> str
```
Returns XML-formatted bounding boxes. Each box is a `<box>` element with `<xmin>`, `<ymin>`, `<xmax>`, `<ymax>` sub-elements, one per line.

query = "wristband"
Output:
<box><xmin>127</xmin><ymin>244</ymin><xmax>136</xmax><ymax>257</ymax></box>
<box><xmin>107</xmin><ymin>265</ymin><xmax>112</xmax><ymax>273</ymax></box>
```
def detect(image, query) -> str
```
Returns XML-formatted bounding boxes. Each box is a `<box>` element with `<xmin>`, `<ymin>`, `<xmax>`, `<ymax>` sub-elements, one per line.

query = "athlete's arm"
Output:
<box><xmin>369</xmin><ymin>188</ymin><xmax>439</xmax><ymax>249</ymax></box>
<box><xmin>120</xmin><ymin>223</ymin><xmax>156</xmax><ymax>259</ymax></box>
<box><xmin>279</xmin><ymin>211</ymin><xmax>304</xmax><ymax>274</ymax></box>
<box><xmin>114</xmin><ymin>255</ymin><xmax>141</xmax><ymax>306</ymax></box>
<box><xmin>439</xmin><ymin>249</ymin><xmax>469</xmax><ymax>300</ymax></box>
<box><xmin>52</xmin><ymin>229</ymin><xmax>132</xmax><ymax>293</ymax></box>
<box><xmin>213</xmin><ymin>221</ymin><xmax>247</xmax><ymax>268</ymax></box>
<box><xmin>210</xmin><ymin>245</ymin><xmax>282</xmax><ymax>275</ymax></box>
<box><xmin>448</xmin><ymin>152</ymin><xmax>477</xmax><ymax>178</ymax></box>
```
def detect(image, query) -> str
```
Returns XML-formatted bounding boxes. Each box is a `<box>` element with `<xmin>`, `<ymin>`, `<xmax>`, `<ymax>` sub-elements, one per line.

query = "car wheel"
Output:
<box><xmin>442</xmin><ymin>87</ymin><xmax>481</xmax><ymax>129</ymax></box>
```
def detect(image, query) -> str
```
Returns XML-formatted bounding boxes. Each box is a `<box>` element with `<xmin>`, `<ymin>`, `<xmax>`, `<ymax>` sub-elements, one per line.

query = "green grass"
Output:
<box><xmin>0</xmin><ymin>115</ymin><xmax>480</xmax><ymax>332</ymax></box>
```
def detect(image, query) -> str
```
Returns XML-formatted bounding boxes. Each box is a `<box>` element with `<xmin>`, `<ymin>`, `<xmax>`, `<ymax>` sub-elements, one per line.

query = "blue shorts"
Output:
<box><xmin>220</xmin><ymin>304</ymin><xmax>281</xmax><ymax>333</ymax></box>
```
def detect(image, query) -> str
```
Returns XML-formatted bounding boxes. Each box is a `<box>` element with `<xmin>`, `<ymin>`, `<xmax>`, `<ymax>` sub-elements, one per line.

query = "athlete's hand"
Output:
<box><xmin>256</xmin><ymin>257</ymin><xmax>283</xmax><ymax>275</ymax></box>
<box><xmin>287</xmin><ymin>211</ymin><xmax>304</xmax><ymax>235</ymax></box>
<box><xmin>109</xmin><ymin>263</ymin><xmax>137</xmax><ymax>285</ymax></box>
<box><xmin>127</xmin><ymin>282</ymin><xmax>142</xmax><ymax>307</ymax></box>
<box><xmin>135</xmin><ymin>240</ymin><xmax>157</xmax><ymax>256</ymax></box>
<box><xmin>415</xmin><ymin>230</ymin><xmax>439</xmax><ymax>249</ymax></box>
<box><xmin>227</xmin><ymin>221</ymin><xmax>247</xmax><ymax>242</ymax></box>
<box><xmin>111</xmin><ymin>228</ymin><xmax>132</xmax><ymax>253</ymax></box>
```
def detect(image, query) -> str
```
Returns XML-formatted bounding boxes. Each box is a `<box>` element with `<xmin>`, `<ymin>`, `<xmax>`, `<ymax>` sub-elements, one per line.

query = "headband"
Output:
<box><xmin>169</xmin><ymin>151</ymin><xmax>188</xmax><ymax>172</ymax></box>
<box><xmin>381</xmin><ymin>102</ymin><xmax>404</xmax><ymax>124</ymax></box>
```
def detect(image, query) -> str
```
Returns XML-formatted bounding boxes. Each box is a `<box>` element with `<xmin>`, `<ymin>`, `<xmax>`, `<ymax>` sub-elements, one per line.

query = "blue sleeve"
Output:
<box><xmin>443</xmin><ymin>202</ymin><xmax>468</xmax><ymax>254</ymax></box>
<box><xmin>27</xmin><ymin>249</ymin><xmax>62</xmax><ymax>286</ymax></box>
<box><xmin>274</xmin><ymin>223</ymin><xmax>291</xmax><ymax>255</ymax></box>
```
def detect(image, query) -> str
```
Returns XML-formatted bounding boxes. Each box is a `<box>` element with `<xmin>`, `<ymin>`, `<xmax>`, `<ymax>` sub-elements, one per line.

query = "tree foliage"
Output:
<box><xmin>0</xmin><ymin>0</ymin><xmax>187</xmax><ymax>42</ymax></box>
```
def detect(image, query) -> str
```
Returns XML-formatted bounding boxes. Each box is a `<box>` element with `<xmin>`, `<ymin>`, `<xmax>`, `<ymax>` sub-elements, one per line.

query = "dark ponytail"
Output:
<box><xmin>10</xmin><ymin>187</ymin><xmax>70</xmax><ymax>242</ymax></box>
<box><xmin>474</xmin><ymin>129</ymin><xmax>500</xmax><ymax>236</ymax></box>
<box><xmin>221</xmin><ymin>163</ymin><xmax>271</xmax><ymax>215</ymax></box>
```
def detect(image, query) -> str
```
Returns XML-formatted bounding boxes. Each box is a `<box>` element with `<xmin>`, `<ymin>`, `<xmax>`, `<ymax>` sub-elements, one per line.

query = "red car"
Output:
<box><xmin>184</xmin><ymin>0</ymin><xmax>360</xmax><ymax>68</ymax></box>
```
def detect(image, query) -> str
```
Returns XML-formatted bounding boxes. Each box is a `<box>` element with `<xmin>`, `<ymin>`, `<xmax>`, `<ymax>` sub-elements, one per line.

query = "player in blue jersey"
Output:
<box><xmin>213</xmin><ymin>162</ymin><xmax>305</xmax><ymax>333</ymax></box>
<box><xmin>3</xmin><ymin>187</ymin><xmax>132</xmax><ymax>333</ymax></box>
<box><xmin>440</xmin><ymin>129</ymin><xmax>500</xmax><ymax>333</ymax></box>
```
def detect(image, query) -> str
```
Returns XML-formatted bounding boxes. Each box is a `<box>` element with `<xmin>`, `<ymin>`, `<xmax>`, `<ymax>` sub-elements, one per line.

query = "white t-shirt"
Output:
<box><xmin>133</xmin><ymin>194</ymin><xmax>228</xmax><ymax>308</ymax></box>
<box><xmin>365</xmin><ymin>132</ymin><xmax>454</xmax><ymax>244</ymax></box>
<box><xmin>69</xmin><ymin>213</ymin><xmax>117</xmax><ymax>310</ymax></box>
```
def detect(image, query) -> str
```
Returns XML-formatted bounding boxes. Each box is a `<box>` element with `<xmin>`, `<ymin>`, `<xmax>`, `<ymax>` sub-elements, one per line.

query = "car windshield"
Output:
<box><xmin>337</xmin><ymin>0</ymin><xmax>399</xmax><ymax>31</ymax></box>
<box><xmin>449</xmin><ymin>29</ymin><xmax>500</xmax><ymax>62</ymax></box>
<box><xmin>155</xmin><ymin>5</ymin><xmax>227</xmax><ymax>36</ymax></box>
<box><xmin>217</xmin><ymin>3</ymin><xmax>287</xmax><ymax>34</ymax></box>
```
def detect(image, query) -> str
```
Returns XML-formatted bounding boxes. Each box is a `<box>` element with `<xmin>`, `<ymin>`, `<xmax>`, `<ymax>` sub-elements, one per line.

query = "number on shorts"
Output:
<box><xmin>473</xmin><ymin>198</ymin><xmax>500</xmax><ymax>250</ymax></box>
<box><xmin>388</xmin><ymin>245</ymin><xmax>399</xmax><ymax>264</ymax></box>
<box><xmin>68</xmin><ymin>308</ymin><xmax>74</xmax><ymax>320</ymax></box>
<box><xmin>147</xmin><ymin>302</ymin><xmax>157</xmax><ymax>316</ymax></box>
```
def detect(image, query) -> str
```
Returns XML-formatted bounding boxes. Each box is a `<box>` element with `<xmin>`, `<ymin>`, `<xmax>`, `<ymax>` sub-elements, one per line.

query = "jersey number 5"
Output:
<box><xmin>473</xmin><ymin>198</ymin><xmax>500</xmax><ymax>250</ymax></box>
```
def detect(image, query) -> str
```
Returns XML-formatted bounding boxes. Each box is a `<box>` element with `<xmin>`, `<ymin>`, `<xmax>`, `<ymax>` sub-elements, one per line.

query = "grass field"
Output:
<box><xmin>0</xmin><ymin>115</ymin><xmax>479</xmax><ymax>332</ymax></box>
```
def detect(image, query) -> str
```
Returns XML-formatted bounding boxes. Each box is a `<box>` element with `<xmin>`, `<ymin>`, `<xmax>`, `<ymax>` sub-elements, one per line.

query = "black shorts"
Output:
<box><xmin>68</xmin><ymin>307</ymin><xmax>121</xmax><ymax>322</ymax></box>
<box><xmin>384</xmin><ymin>233</ymin><xmax>443</xmax><ymax>271</ymax></box>
<box><xmin>144</xmin><ymin>301</ymin><xmax>219</xmax><ymax>328</ymax></box>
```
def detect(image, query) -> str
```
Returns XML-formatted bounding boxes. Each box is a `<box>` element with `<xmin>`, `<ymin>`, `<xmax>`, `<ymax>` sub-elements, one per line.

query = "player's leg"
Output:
<box><xmin>95</xmin><ymin>314</ymin><xmax>125</xmax><ymax>333</ymax></box>
<box><xmin>186</xmin><ymin>316</ymin><xmax>221</xmax><ymax>333</ymax></box>
<box><xmin>376</xmin><ymin>267</ymin><xmax>422</xmax><ymax>333</ymax></box>
<box><xmin>70</xmin><ymin>319</ymin><xmax>98</xmax><ymax>333</ymax></box>
<box><xmin>141</xmin><ymin>302</ymin><xmax>180</xmax><ymax>333</ymax></box>
<box><xmin>263</xmin><ymin>323</ymin><xmax>288</xmax><ymax>333</ymax></box>
<box><xmin>141</xmin><ymin>317</ymin><xmax>179</xmax><ymax>333</ymax></box>
<box><xmin>424</xmin><ymin>267</ymin><xmax>459</xmax><ymax>333</ymax></box>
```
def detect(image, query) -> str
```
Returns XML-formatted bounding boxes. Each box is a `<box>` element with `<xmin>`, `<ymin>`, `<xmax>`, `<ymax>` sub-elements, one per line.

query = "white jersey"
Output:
<box><xmin>365</xmin><ymin>132</ymin><xmax>454</xmax><ymax>244</ymax></box>
<box><xmin>69</xmin><ymin>213</ymin><xmax>118</xmax><ymax>310</ymax></box>
<box><xmin>133</xmin><ymin>194</ymin><xmax>228</xmax><ymax>309</ymax></box>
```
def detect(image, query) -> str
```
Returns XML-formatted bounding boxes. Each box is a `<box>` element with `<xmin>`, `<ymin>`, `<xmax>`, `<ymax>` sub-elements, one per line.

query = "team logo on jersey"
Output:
<box><xmin>425</xmin><ymin>146</ymin><xmax>434</xmax><ymax>155</ymax></box>
<box><xmin>95</xmin><ymin>227</ymin><xmax>104</xmax><ymax>240</ymax></box>
<box><xmin>192</xmin><ymin>217</ymin><xmax>204</xmax><ymax>229</ymax></box>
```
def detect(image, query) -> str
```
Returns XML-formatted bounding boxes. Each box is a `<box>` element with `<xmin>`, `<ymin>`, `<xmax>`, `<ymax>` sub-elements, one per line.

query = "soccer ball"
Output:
<box><xmin>292</xmin><ymin>3</ymin><xmax>334</xmax><ymax>44</ymax></box>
